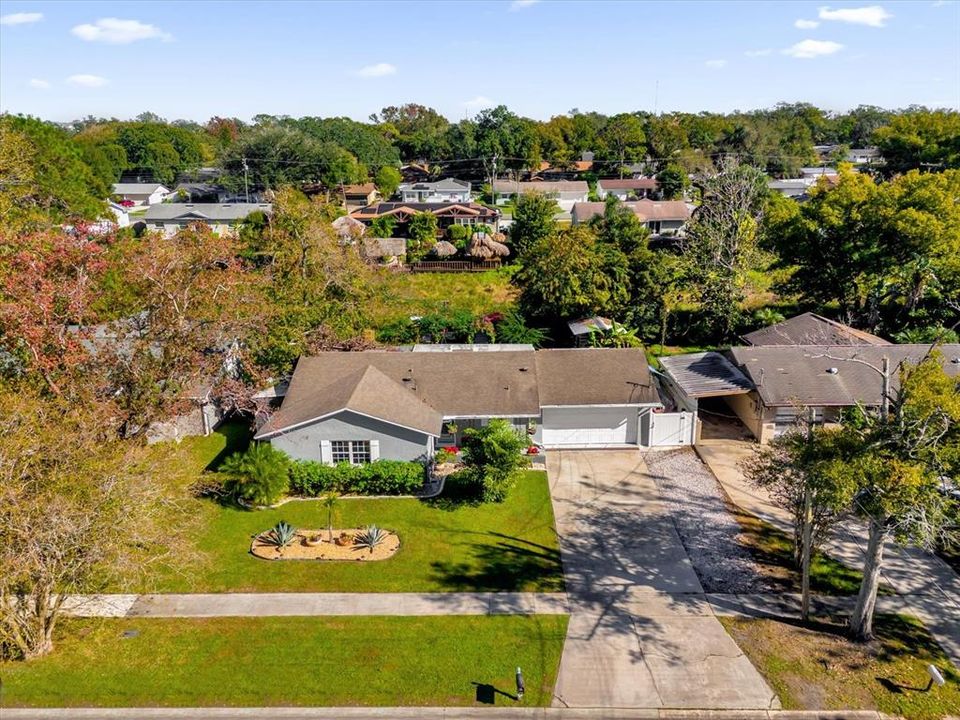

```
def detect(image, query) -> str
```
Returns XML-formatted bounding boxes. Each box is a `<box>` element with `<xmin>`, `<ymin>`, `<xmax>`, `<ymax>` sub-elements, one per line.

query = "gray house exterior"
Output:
<box><xmin>255</xmin><ymin>347</ymin><xmax>664</xmax><ymax>462</ymax></box>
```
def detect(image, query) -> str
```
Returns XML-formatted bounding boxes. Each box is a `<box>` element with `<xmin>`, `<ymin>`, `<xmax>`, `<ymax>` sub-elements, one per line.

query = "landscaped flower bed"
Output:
<box><xmin>250</xmin><ymin>527</ymin><xmax>400</xmax><ymax>561</ymax></box>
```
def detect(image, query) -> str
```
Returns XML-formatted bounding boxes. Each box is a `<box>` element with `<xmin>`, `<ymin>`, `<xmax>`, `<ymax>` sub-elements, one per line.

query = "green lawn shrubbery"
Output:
<box><xmin>289</xmin><ymin>459</ymin><xmax>425</xmax><ymax>496</ymax></box>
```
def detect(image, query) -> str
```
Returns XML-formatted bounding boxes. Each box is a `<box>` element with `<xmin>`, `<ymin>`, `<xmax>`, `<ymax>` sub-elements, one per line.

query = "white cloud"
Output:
<box><xmin>794</xmin><ymin>19</ymin><xmax>820</xmax><ymax>28</ymax></box>
<box><xmin>71</xmin><ymin>18</ymin><xmax>172</xmax><ymax>44</ymax></box>
<box><xmin>0</xmin><ymin>12</ymin><xmax>43</xmax><ymax>25</ymax></box>
<box><xmin>67</xmin><ymin>74</ymin><xmax>108</xmax><ymax>88</ymax></box>
<box><xmin>818</xmin><ymin>5</ymin><xmax>893</xmax><ymax>27</ymax></box>
<box><xmin>744</xmin><ymin>48</ymin><xmax>773</xmax><ymax>57</ymax></box>
<box><xmin>705</xmin><ymin>59</ymin><xmax>727</xmax><ymax>68</ymax></box>
<box><xmin>356</xmin><ymin>62</ymin><xmax>396</xmax><ymax>78</ymax></box>
<box><xmin>463</xmin><ymin>95</ymin><xmax>493</xmax><ymax>109</ymax></box>
<box><xmin>28</xmin><ymin>78</ymin><xmax>50</xmax><ymax>89</ymax></box>
<box><xmin>783</xmin><ymin>39</ymin><xmax>844</xmax><ymax>58</ymax></box>
<box><xmin>509</xmin><ymin>0</ymin><xmax>540</xmax><ymax>10</ymax></box>
<box><xmin>932</xmin><ymin>1</ymin><xmax>952</xmax><ymax>6</ymax></box>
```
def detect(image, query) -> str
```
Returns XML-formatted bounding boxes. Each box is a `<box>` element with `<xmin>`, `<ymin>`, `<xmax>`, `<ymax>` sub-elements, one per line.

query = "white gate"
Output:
<box><xmin>645</xmin><ymin>410</ymin><xmax>695</xmax><ymax>447</ymax></box>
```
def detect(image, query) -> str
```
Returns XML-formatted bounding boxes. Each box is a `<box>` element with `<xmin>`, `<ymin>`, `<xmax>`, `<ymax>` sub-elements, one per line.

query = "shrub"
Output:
<box><xmin>375</xmin><ymin>318</ymin><xmax>419</xmax><ymax>344</ymax></box>
<box><xmin>460</xmin><ymin>419</ymin><xmax>530</xmax><ymax>503</ymax></box>
<box><xmin>288</xmin><ymin>459</ymin><xmax>425</xmax><ymax>497</ymax></box>
<box><xmin>446</xmin><ymin>223</ymin><xmax>469</xmax><ymax>251</ymax></box>
<box><xmin>263</xmin><ymin>520</ymin><xmax>297</xmax><ymax>548</ymax></box>
<box><xmin>435</xmin><ymin>447</ymin><xmax>458</xmax><ymax>465</ymax></box>
<box><xmin>289</xmin><ymin>460</ymin><xmax>342</xmax><ymax>496</ymax></box>
<box><xmin>220</xmin><ymin>443</ymin><xmax>290</xmax><ymax>506</ymax></box>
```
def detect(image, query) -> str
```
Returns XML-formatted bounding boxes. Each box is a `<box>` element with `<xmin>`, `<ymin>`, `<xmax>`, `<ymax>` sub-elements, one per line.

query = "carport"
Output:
<box><xmin>658</xmin><ymin>352</ymin><xmax>757</xmax><ymax>442</ymax></box>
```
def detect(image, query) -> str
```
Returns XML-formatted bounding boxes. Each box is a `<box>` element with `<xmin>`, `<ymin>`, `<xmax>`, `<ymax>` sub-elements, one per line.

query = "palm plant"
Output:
<box><xmin>320</xmin><ymin>492</ymin><xmax>339</xmax><ymax>542</ymax></box>
<box><xmin>220</xmin><ymin>443</ymin><xmax>291</xmax><ymax>506</ymax></box>
<box><xmin>354</xmin><ymin>525</ymin><xmax>388</xmax><ymax>554</ymax></box>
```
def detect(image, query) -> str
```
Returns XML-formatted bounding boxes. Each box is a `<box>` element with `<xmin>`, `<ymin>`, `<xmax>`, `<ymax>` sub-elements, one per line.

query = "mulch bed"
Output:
<box><xmin>250</xmin><ymin>528</ymin><xmax>400</xmax><ymax>562</ymax></box>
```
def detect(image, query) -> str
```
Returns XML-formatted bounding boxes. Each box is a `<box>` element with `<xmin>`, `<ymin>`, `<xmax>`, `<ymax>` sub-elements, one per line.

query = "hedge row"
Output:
<box><xmin>289</xmin><ymin>459</ymin><xmax>425</xmax><ymax>496</ymax></box>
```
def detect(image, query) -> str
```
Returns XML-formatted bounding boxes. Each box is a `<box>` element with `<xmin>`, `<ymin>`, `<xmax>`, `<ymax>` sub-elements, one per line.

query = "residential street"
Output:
<box><xmin>546</xmin><ymin>450</ymin><xmax>779</xmax><ymax>710</ymax></box>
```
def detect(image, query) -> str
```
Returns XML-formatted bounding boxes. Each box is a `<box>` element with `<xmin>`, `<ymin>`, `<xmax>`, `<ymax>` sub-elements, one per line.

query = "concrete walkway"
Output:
<box><xmin>60</xmin><ymin>592</ymin><xmax>569</xmax><ymax>618</ymax></box>
<box><xmin>696</xmin><ymin>438</ymin><xmax>960</xmax><ymax>668</ymax></box>
<box><xmin>546</xmin><ymin>450</ymin><xmax>779</xmax><ymax>710</ymax></box>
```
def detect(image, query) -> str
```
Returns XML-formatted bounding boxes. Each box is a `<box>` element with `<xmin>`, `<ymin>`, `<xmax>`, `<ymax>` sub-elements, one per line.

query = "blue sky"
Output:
<box><xmin>1</xmin><ymin>0</ymin><xmax>957</xmax><ymax>122</ymax></box>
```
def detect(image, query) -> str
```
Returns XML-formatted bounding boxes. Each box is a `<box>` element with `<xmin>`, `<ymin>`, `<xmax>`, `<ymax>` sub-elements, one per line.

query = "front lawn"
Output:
<box><xmin>145</xmin><ymin>427</ymin><xmax>563</xmax><ymax>593</ymax></box>
<box><xmin>721</xmin><ymin>614</ymin><xmax>959</xmax><ymax>719</ymax></box>
<box><xmin>0</xmin><ymin>615</ymin><xmax>568</xmax><ymax>707</ymax></box>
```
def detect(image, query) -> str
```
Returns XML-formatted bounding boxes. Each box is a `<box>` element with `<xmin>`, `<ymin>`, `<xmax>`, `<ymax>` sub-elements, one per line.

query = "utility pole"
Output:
<box><xmin>489</xmin><ymin>154</ymin><xmax>497</xmax><ymax>203</ymax></box>
<box><xmin>800</xmin><ymin>406</ymin><xmax>815</xmax><ymax>622</ymax></box>
<box><xmin>880</xmin><ymin>355</ymin><xmax>890</xmax><ymax>421</ymax></box>
<box><xmin>242</xmin><ymin>156</ymin><xmax>250</xmax><ymax>203</ymax></box>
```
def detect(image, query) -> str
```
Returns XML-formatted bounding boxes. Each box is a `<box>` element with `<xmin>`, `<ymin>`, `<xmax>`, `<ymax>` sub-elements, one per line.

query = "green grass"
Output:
<box><xmin>368</xmin><ymin>267</ymin><xmax>517</xmax><ymax>326</ymax></box>
<box><xmin>0</xmin><ymin>615</ymin><xmax>568</xmax><ymax>707</ymax></box>
<box><xmin>732</xmin><ymin>506</ymin><xmax>878</xmax><ymax>596</ymax></box>
<box><xmin>144</xmin><ymin>426</ymin><xmax>563</xmax><ymax>593</ymax></box>
<box><xmin>721</xmin><ymin>614</ymin><xmax>959</xmax><ymax>719</ymax></box>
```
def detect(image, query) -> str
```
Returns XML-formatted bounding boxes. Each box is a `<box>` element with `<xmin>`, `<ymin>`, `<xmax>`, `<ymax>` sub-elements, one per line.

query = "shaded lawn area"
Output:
<box><xmin>720</xmin><ymin>614</ymin><xmax>959</xmax><ymax>719</ymax></box>
<box><xmin>731</xmin><ymin>505</ymin><xmax>882</xmax><ymax>596</ymax></box>
<box><xmin>0</xmin><ymin>615</ymin><xmax>568</xmax><ymax>708</ymax></box>
<box><xmin>367</xmin><ymin>267</ymin><xmax>517</xmax><ymax>327</ymax></box>
<box><xmin>145</xmin><ymin>427</ymin><xmax>563</xmax><ymax>593</ymax></box>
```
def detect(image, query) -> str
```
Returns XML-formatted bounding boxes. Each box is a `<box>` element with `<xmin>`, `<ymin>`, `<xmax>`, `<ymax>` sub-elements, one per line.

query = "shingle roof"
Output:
<box><xmin>727</xmin><ymin>344</ymin><xmax>960</xmax><ymax>408</ymax></box>
<box><xmin>257</xmin><ymin>364</ymin><xmax>444</xmax><ymax>438</ymax></box>
<box><xmin>572</xmin><ymin>199</ymin><xmax>690</xmax><ymax>223</ymax></box>
<box><xmin>399</xmin><ymin>178</ymin><xmax>470</xmax><ymax>192</ymax></box>
<box><xmin>659</xmin><ymin>352</ymin><xmax>754</xmax><ymax>398</ymax></box>
<box><xmin>350</xmin><ymin>202</ymin><xmax>497</xmax><ymax>220</ymax></box>
<box><xmin>742</xmin><ymin>313</ymin><xmax>891</xmax><ymax>347</ymax></box>
<box><xmin>113</xmin><ymin>183</ymin><xmax>169</xmax><ymax>194</ymax></box>
<box><xmin>144</xmin><ymin>203</ymin><xmax>272</xmax><ymax>222</ymax></box>
<box><xmin>492</xmin><ymin>180</ymin><xmax>589</xmax><ymax>194</ymax></box>
<box><xmin>256</xmin><ymin>348</ymin><xmax>659</xmax><ymax>437</ymax></box>
<box><xmin>597</xmin><ymin>178</ymin><xmax>659</xmax><ymax>191</ymax></box>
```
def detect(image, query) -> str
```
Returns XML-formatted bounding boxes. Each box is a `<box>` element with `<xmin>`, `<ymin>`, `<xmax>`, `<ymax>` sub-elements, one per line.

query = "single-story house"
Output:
<box><xmin>767</xmin><ymin>179</ymin><xmax>812</xmax><ymax>198</ymax></box>
<box><xmin>742</xmin><ymin>313</ymin><xmax>891</xmax><ymax>347</ymax></box>
<box><xmin>398</xmin><ymin>178</ymin><xmax>471</xmax><ymax>204</ymax></box>
<box><xmin>143</xmin><ymin>203</ymin><xmax>272</xmax><ymax>237</ymax></box>
<box><xmin>571</xmin><ymin>199</ymin><xmax>690</xmax><ymax>235</ymax></box>
<box><xmin>660</xmin><ymin>344</ymin><xmax>960</xmax><ymax>444</ymax></box>
<box><xmin>596</xmin><ymin>178</ymin><xmax>659</xmax><ymax>200</ymax></box>
<box><xmin>350</xmin><ymin>202</ymin><xmax>499</xmax><ymax>235</ymax></box>
<box><xmin>112</xmin><ymin>183</ymin><xmax>171</xmax><ymax>206</ymax></box>
<box><xmin>254</xmin><ymin>347</ymin><xmax>664</xmax><ymax>461</ymax></box>
<box><xmin>340</xmin><ymin>183</ymin><xmax>380</xmax><ymax>208</ymax></box>
<box><xmin>800</xmin><ymin>167</ymin><xmax>839</xmax><ymax>179</ymax></box>
<box><xmin>173</xmin><ymin>183</ymin><xmax>230</xmax><ymax>203</ymax></box>
<box><xmin>846</xmin><ymin>148</ymin><xmax>881</xmax><ymax>165</ymax></box>
<box><xmin>492</xmin><ymin>180</ymin><xmax>589</xmax><ymax>211</ymax></box>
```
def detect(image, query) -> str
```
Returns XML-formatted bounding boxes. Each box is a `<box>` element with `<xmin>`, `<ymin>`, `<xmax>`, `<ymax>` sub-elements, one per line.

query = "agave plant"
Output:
<box><xmin>354</xmin><ymin>525</ymin><xmax>388</xmax><ymax>554</ymax></box>
<box><xmin>263</xmin><ymin>520</ymin><xmax>297</xmax><ymax>548</ymax></box>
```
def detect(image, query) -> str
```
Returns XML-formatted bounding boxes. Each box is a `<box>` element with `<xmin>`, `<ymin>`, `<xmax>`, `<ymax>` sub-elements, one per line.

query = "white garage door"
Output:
<box><xmin>541</xmin><ymin>406</ymin><xmax>637</xmax><ymax>448</ymax></box>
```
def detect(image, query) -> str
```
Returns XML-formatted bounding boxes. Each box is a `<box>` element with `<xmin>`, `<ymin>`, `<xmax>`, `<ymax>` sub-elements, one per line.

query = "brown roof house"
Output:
<box><xmin>255</xmin><ymin>347</ymin><xmax>663</xmax><ymax>462</ymax></box>
<box><xmin>492</xmin><ymin>180</ymin><xmax>589</xmax><ymax>211</ymax></box>
<box><xmin>660</xmin><ymin>344</ymin><xmax>960</xmax><ymax>443</ymax></box>
<box><xmin>596</xmin><ymin>178</ymin><xmax>659</xmax><ymax>200</ymax></box>
<box><xmin>350</xmin><ymin>202</ymin><xmax>499</xmax><ymax>235</ymax></box>
<box><xmin>741</xmin><ymin>312</ymin><xmax>891</xmax><ymax>347</ymax></box>
<box><xmin>571</xmin><ymin>199</ymin><xmax>690</xmax><ymax>236</ymax></box>
<box><xmin>339</xmin><ymin>183</ymin><xmax>380</xmax><ymax>209</ymax></box>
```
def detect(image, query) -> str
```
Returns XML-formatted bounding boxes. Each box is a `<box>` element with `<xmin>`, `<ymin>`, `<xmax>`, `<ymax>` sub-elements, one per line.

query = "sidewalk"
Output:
<box><xmin>696</xmin><ymin>439</ymin><xmax>960</xmax><ymax>668</ymax></box>
<box><xmin>60</xmin><ymin>592</ymin><xmax>570</xmax><ymax>618</ymax></box>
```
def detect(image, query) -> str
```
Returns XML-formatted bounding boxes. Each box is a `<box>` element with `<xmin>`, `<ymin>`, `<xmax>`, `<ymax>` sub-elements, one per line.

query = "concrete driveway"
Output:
<box><xmin>547</xmin><ymin>449</ymin><xmax>779</xmax><ymax>709</ymax></box>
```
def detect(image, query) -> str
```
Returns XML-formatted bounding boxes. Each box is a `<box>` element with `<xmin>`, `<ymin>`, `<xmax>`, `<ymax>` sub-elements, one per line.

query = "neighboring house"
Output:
<box><xmin>112</xmin><ymin>183</ymin><xmax>171</xmax><ymax>206</ymax></box>
<box><xmin>846</xmin><ymin>148</ymin><xmax>881</xmax><ymax>165</ymax></box>
<box><xmin>767</xmin><ymin>179</ymin><xmax>811</xmax><ymax>198</ymax></box>
<box><xmin>568</xmin><ymin>316</ymin><xmax>613</xmax><ymax>348</ymax></box>
<box><xmin>400</xmin><ymin>164</ymin><xmax>432</xmax><ymax>183</ymax></box>
<box><xmin>143</xmin><ymin>203</ymin><xmax>272</xmax><ymax>237</ymax></box>
<box><xmin>107</xmin><ymin>201</ymin><xmax>130</xmax><ymax>228</ymax></box>
<box><xmin>173</xmin><ymin>183</ymin><xmax>230</xmax><ymax>203</ymax></box>
<box><xmin>800</xmin><ymin>166</ymin><xmax>839</xmax><ymax>179</ymax></box>
<box><xmin>742</xmin><ymin>313</ymin><xmax>891</xmax><ymax>347</ymax></box>
<box><xmin>492</xmin><ymin>180</ymin><xmax>589</xmax><ymax>211</ymax></box>
<box><xmin>340</xmin><ymin>183</ymin><xmax>380</xmax><ymax>208</ymax></box>
<box><xmin>660</xmin><ymin>344</ymin><xmax>960</xmax><ymax>444</ymax></box>
<box><xmin>571</xmin><ymin>199</ymin><xmax>690</xmax><ymax>235</ymax></box>
<box><xmin>351</xmin><ymin>202</ymin><xmax>499</xmax><ymax>234</ymax></box>
<box><xmin>596</xmin><ymin>178</ymin><xmax>659</xmax><ymax>200</ymax></box>
<box><xmin>397</xmin><ymin>178</ymin><xmax>471</xmax><ymax>204</ymax></box>
<box><xmin>254</xmin><ymin>347</ymin><xmax>664</xmax><ymax>460</ymax></box>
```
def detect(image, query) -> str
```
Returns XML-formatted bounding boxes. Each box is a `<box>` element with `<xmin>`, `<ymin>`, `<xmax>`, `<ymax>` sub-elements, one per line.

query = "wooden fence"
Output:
<box><xmin>409</xmin><ymin>260</ymin><xmax>502</xmax><ymax>273</ymax></box>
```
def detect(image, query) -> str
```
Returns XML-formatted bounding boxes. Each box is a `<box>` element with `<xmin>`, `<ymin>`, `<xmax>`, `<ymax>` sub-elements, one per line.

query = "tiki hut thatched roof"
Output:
<box><xmin>493</xmin><ymin>231</ymin><xmax>508</xmax><ymax>244</ymax></box>
<box><xmin>332</xmin><ymin>215</ymin><xmax>366</xmax><ymax>242</ymax></box>
<box><xmin>433</xmin><ymin>240</ymin><xmax>457</xmax><ymax>258</ymax></box>
<box><xmin>468</xmin><ymin>232</ymin><xmax>510</xmax><ymax>259</ymax></box>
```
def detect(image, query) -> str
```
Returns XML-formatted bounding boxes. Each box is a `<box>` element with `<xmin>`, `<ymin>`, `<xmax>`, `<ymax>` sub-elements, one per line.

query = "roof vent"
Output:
<box><xmin>952</xmin><ymin>357</ymin><xmax>960</xmax><ymax>364</ymax></box>
<box><xmin>519</xmin><ymin>367</ymin><xmax>529</xmax><ymax>372</ymax></box>
<box><xmin>826</xmin><ymin>367</ymin><xmax>839</xmax><ymax>374</ymax></box>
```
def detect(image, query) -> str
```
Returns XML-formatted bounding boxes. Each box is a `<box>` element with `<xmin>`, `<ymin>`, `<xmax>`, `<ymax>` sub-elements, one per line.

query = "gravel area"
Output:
<box><xmin>644</xmin><ymin>447</ymin><xmax>777</xmax><ymax>593</ymax></box>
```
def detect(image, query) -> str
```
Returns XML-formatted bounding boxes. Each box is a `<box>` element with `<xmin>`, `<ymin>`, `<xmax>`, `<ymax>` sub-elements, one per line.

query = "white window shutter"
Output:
<box><xmin>320</xmin><ymin>440</ymin><xmax>332</xmax><ymax>465</ymax></box>
<box><xmin>369</xmin><ymin>440</ymin><xmax>380</xmax><ymax>462</ymax></box>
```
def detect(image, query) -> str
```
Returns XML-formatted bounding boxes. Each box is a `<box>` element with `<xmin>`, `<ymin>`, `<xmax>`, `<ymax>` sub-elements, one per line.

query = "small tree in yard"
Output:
<box><xmin>407</xmin><ymin>211</ymin><xmax>438</xmax><ymax>261</ymax></box>
<box><xmin>460</xmin><ymin>419</ymin><xmax>530</xmax><ymax>502</ymax></box>
<box><xmin>320</xmin><ymin>492</ymin><xmax>339</xmax><ymax>542</ymax></box>
<box><xmin>220</xmin><ymin>443</ymin><xmax>291</xmax><ymax>507</ymax></box>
